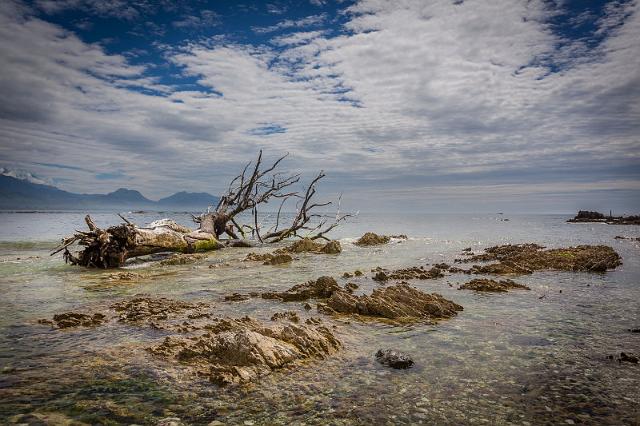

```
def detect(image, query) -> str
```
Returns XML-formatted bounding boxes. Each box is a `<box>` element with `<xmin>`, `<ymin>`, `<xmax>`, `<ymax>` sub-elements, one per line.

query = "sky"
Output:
<box><xmin>0</xmin><ymin>0</ymin><xmax>639</xmax><ymax>213</ymax></box>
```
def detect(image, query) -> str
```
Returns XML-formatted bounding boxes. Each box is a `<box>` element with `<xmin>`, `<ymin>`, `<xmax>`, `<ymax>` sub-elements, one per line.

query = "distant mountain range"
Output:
<box><xmin>0</xmin><ymin>175</ymin><xmax>219</xmax><ymax>211</ymax></box>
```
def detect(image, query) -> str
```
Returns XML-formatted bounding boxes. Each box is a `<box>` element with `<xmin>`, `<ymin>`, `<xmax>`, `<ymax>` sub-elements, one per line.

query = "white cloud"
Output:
<box><xmin>0</xmin><ymin>0</ymin><xmax>639</xmax><ymax>212</ymax></box>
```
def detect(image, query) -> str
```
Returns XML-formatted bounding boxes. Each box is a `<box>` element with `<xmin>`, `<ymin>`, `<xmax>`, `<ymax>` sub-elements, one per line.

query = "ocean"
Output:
<box><xmin>0</xmin><ymin>211</ymin><xmax>638</xmax><ymax>425</ymax></box>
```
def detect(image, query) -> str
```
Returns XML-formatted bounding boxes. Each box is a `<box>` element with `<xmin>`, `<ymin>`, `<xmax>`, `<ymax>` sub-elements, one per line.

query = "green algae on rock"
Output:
<box><xmin>459</xmin><ymin>278</ymin><xmax>530</xmax><ymax>292</ymax></box>
<box><xmin>147</xmin><ymin>316</ymin><xmax>341</xmax><ymax>386</ymax></box>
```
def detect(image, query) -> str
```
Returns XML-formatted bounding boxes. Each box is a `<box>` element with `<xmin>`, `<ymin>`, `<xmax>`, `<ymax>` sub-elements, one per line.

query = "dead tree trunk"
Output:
<box><xmin>52</xmin><ymin>216</ymin><xmax>219</xmax><ymax>268</ymax></box>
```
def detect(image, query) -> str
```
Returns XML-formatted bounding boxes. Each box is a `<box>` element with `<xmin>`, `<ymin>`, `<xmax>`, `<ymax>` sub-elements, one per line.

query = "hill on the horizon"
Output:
<box><xmin>0</xmin><ymin>175</ymin><xmax>219</xmax><ymax>211</ymax></box>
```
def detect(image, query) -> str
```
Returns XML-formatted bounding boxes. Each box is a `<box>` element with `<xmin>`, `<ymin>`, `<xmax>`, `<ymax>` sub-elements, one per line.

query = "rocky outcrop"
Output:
<box><xmin>261</xmin><ymin>276</ymin><xmax>341</xmax><ymax>302</ymax></box>
<box><xmin>39</xmin><ymin>312</ymin><xmax>106</xmax><ymax>328</ymax></box>
<box><xmin>355</xmin><ymin>232</ymin><xmax>391</xmax><ymax>246</ymax></box>
<box><xmin>458</xmin><ymin>244</ymin><xmax>621</xmax><ymax>274</ymax></box>
<box><xmin>371</xmin><ymin>265</ymin><xmax>446</xmax><ymax>282</ymax></box>
<box><xmin>147</xmin><ymin>316</ymin><xmax>341</xmax><ymax>385</ymax></box>
<box><xmin>111</xmin><ymin>297</ymin><xmax>209</xmax><ymax>323</ymax></box>
<box><xmin>459</xmin><ymin>279</ymin><xmax>530</xmax><ymax>292</ymax></box>
<box><xmin>568</xmin><ymin>211</ymin><xmax>640</xmax><ymax>225</ymax></box>
<box><xmin>277</xmin><ymin>238</ymin><xmax>342</xmax><ymax>254</ymax></box>
<box><xmin>375</xmin><ymin>349</ymin><xmax>414</xmax><ymax>369</ymax></box>
<box><xmin>319</xmin><ymin>283</ymin><xmax>462</xmax><ymax>324</ymax></box>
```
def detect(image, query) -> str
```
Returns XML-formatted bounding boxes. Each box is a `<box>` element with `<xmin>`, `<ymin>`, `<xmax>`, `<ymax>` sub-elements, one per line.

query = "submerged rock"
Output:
<box><xmin>344</xmin><ymin>282</ymin><xmax>359</xmax><ymax>293</ymax></box>
<box><xmin>459</xmin><ymin>279</ymin><xmax>530</xmax><ymax>292</ymax></box>
<box><xmin>322</xmin><ymin>283</ymin><xmax>462</xmax><ymax>324</ymax></box>
<box><xmin>459</xmin><ymin>244</ymin><xmax>621</xmax><ymax>274</ymax></box>
<box><xmin>261</xmin><ymin>276</ymin><xmax>341</xmax><ymax>302</ymax></box>
<box><xmin>355</xmin><ymin>232</ymin><xmax>391</xmax><ymax>246</ymax></box>
<box><xmin>160</xmin><ymin>253</ymin><xmax>207</xmax><ymax>266</ymax></box>
<box><xmin>224</xmin><ymin>293</ymin><xmax>250</xmax><ymax>302</ymax></box>
<box><xmin>264</xmin><ymin>254</ymin><xmax>293</xmax><ymax>265</ymax></box>
<box><xmin>111</xmin><ymin>297</ymin><xmax>209</xmax><ymax>323</ymax></box>
<box><xmin>148</xmin><ymin>317</ymin><xmax>341</xmax><ymax>385</ymax></box>
<box><xmin>375</xmin><ymin>349</ymin><xmax>414</xmax><ymax>369</ymax></box>
<box><xmin>41</xmin><ymin>312</ymin><xmax>106</xmax><ymax>328</ymax></box>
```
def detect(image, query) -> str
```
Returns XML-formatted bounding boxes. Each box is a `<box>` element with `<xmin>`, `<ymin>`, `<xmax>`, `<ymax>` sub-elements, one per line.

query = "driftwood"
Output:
<box><xmin>53</xmin><ymin>152</ymin><xmax>351</xmax><ymax>268</ymax></box>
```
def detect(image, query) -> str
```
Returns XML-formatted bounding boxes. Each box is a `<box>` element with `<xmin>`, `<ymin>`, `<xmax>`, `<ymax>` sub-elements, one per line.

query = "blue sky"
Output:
<box><xmin>0</xmin><ymin>0</ymin><xmax>638</xmax><ymax>213</ymax></box>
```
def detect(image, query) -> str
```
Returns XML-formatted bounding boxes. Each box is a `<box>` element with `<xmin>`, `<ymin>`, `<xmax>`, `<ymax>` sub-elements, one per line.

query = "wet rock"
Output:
<box><xmin>354</xmin><ymin>270</ymin><xmax>364</xmax><ymax>276</ymax></box>
<box><xmin>111</xmin><ymin>297</ymin><xmax>208</xmax><ymax>323</ymax></box>
<box><xmin>263</xmin><ymin>254</ymin><xmax>293</xmax><ymax>265</ymax></box>
<box><xmin>433</xmin><ymin>263</ymin><xmax>451</xmax><ymax>271</ymax></box>
<box><xmin>245</xmin><ymin>252</ymin><xmax>275</xmax><ymax>262</ymax></box>
<box><xmin>342</xmin><ymin>272</ymin><xmax>353</xmax><ymax>278</ymax></box>
<box><xmin>157</xmin><ymin>417</ymin><xmax>184</xmax><ymax>426</ymax></box>
<box><xmin>459</xmin><ymin>278</ymin><xmax>530</xmax><ymax>292</ymax></box>
<box><xmin>344</xmin><ymin>282</ymin><xmax>359</xmax><ymax>293</ymax></box>
<box><xmin>460</xmin><ymin>244</ymin><xmax>621</xmax><ymax>274</ymax></box>
<box><xmin>271</xmin><ymin>311</ymin><xmax>300</xmax><ymax>323</ymax></box>
<box><xmin>44</xmin><ymin>312</ymin><xmax>106</xmax><ymax>328</ymax></box>
<box><xmin>375</xmin><ymin>349</ymin><xmax>414</xmax><ymax>369</ymax></box>
<box><xmin>276</xmin><ymin>238</ymin><xmax>342</xmax><ymax>254</ymax></box>
<box><xmin>148</xmin><ymin>317</ymin><xmax>341</xmax><ymax>386</ymax></box>
<box><xmin>324</xmin><ymin>283</ymin><xmax>463</xmax><ymax>323</ymax></box>
<box><xmin>373</xmin><ymin>266</ymin><xmax>445</xmax><ymax>281</ymax></box>
<box><xmin>372</xmin><ymin>271</ymin><xmax>389</xmax><ymax>282</ymax></box>
<box><xmin>160</xmin><ymin>253</ymin><xmax>207</xmax><ymax>266</ymax></box>
<box><xmin>261</xmin><ymin>276</ymin><xmax>340</xmax><ymax>302</ymax></box>
<box><xmin>615</xmin><ymin>235</ymin><xmax>640</xmax><ymax>241</ymax></box>
<box><xmin>355</xmin><ymin>232</ymin><xmax>391</xmax><ymax>246</ymax></box>
<box><xmin>303</xmin><ymin>303</ymin><xmax>312</xmax><ymax>311</ymax></box>
<box><xmin>390</xmin><ymin>234</ymin><xmax>408</xmax><ymax>240</ymax></box>
<box><xmin>629</xmin><ymin>328</ymin><xmax>640</xmax><ymax>333</ymax></box>
<box><xmin>619</xmin><ymin>352</ymin><xmax>638</xmax><ymax>364</ymax></box>
<box><xmin>105</xmin><ymin>271</ymin><xmax>144</xmax><ymax>281</ymax></box>
<box><xmin>224</xmin><ymin>293</ymin><xmax>250</xmax><ymax>302</ymax></box>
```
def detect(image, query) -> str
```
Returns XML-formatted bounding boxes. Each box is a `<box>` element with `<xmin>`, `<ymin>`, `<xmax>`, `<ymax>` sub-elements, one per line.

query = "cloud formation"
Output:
<box><xmin>0</xmin><ymin>0</ymin><xmax>639</xmax><ymax>212</ymax></box>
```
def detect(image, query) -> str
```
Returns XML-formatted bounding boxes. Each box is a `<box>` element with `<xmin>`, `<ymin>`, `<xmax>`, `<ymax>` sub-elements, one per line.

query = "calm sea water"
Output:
<box><xmin>0</xmin><ymin>211</ymin><xmax>638</xmax><ymax>425</ymax></box>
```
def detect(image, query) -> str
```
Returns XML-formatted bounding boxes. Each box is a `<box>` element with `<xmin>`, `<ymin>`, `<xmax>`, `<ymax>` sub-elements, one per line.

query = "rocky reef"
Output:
<box><xmin>147</xmin><ymin>316</ymin><xmax>341</xmax><ymax>385</ymax></box>
<box><xmin>319</xmin><ymin>282</ymin><xmax>463</xmax><ymax>324</ymax></box>
<box><xmin>261</xmin><ymin>276</ymin><xmax>341</xmax><ymax>302</ymax></box>
<box><xmin>459</xmin><ymin>279</ymin><xmax>530</xmax><ymax>292</ymax></box>
<box><xmin>371</xmin><ymin>265</ymin><xmax>446</xmax><ymax>282</ymax></box>
<box><xmin>568</xmin><ymin>211</ymin><xmax>640</xmax><ymax>225</ymax></box>
<box><xmin>458</xmin><ymin>244</ymin><xmax>621</xmax><ymax>274</ymax></box>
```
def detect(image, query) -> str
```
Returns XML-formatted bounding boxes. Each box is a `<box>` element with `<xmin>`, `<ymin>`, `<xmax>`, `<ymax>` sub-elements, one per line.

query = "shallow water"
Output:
<box><xmin>0</xmin><ymin>212</ymin><xmax>639</xmax><ymax>425</ymax></box>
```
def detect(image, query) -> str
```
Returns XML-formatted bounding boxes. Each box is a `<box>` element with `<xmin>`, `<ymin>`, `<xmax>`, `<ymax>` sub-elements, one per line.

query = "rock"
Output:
<box><xmin>344</xmin><ymin>282</ymin><xmax>359</xmax><ymax>292</ymax></box>
<box><xmin>372</xmin><ymin>266</ymin><xmax>445</xmax><ymax>281</ymax></box>
<box><xmin>105</xmin><ymin>271</ymin><xmax>144</xmax><ymax>281</ymax></box>
<box><xmin>459</xmin><ymin>279</ymin><xmax>530</xmax><ymax>292</ymax></box>
<box><xmin>629</xmin><ymin>328</ymin><xmax>640</xmax><ymax>333</ymax></box>
<box><xmin>320</xmin><ymin>240</ymin><xmax>342</xmax><ymax>254</ymax></box>
<box><xmin>225</xmin><ymin>293</ymin><xmax>250</xmax><ymax>302</ymax></box>
<box><xmin>111</xmin><ymin>297</ymin><xmax>208</xmax><ymax>323</ymax></box>
<box><xmin>261</xmin><ymin>276</ymin><xmax>340</xmax><ymax>302</ymax></box>
<box><xmin>375</xmin><ymin>349</ymin><xmax>414</xmax><ymax>369</ymax></box>
<box><xmin>390</xmin><ymin>234</ymin><xmax>408</xmax><ymax>240</ymax></box>
<box><xmin>271</xmin><ymin>311</ymin><xmax>300</xmax><ymax>323</ymax></box>
<box><xmin>148</xmin><ymin>317</ymin><xmax>341</xmax><ymax>385</ymax></box>
<box><xmin>372</xmin><ymin>271</ymin><xmax>389</xmax><ymax>282</ymax></box>
<box><xmin>303</xmin><ymin>303</ymin><xmax>312</xmax><ymax>311</ymax></box>
<box><xmin>324</xmin><ymin>283</ymin><xmax>463</xmax><ymax>324</ymax></box>
<box><xmin>245</xmin><ymin>252</ymin><xmax>274</xmax><ymax>262</ymax></box>
<box><xmin>46</xmin><ymin>312</ymin><xmax>106</xmax><ymax>328</ymax></box>
<box><xmin>157</xmin><ymin>417</ymin><xmax>184</xmax><ymax>426</ymax></box>
<box><xmin>460</xmin><ymin>244</ymin><xmax>621</xmax><ymax>274</ymax></box>
<box><xmin>263</xmin><ymin>254</ymin><xmax>293</xmax><ymax>265</ymax></box>
<box><xmin>160</xmin><ymin>253</ymin><xmax>207</xmax><ymax>266</ymax></box>
<box><xmin>568</xmin><ymin>211</ymin><xmax>640</xmax><ymax>225</ymax></box>
<box><xmin>354</xmin><ymin>270</ymin><xmax>364</xmax><ymax>276</ymax></box>
<box><xmin>433</xmin><ymin>263</ymin><xmax>451</xmax><ymax>270</ymax></box>
<box><xmin>276</xmin><ymin>238</ymin><xmax>342</xmax><ymax>254</ymax></box>
<box><xmin>355</xmin><ymin>232</ymin><xmax>391</xmax><ymax>246</ymax></box>
<box><xmin>619</xmin><ymin>352</ymin><xmax>639</xmax><ymax>364</ymax></box>
<box><xmin>342</xmin><ymin>272</ymin><xmax>353</xmax><ymax>278</ymax></box>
